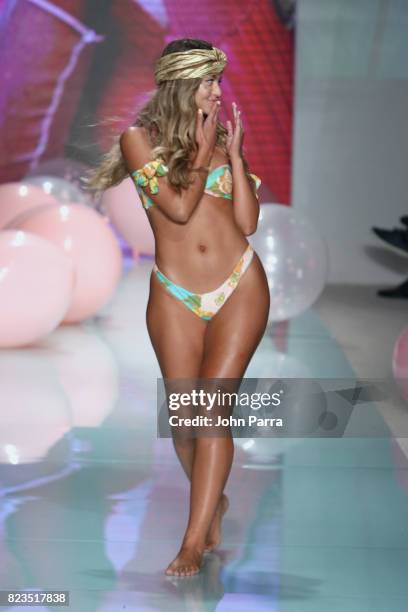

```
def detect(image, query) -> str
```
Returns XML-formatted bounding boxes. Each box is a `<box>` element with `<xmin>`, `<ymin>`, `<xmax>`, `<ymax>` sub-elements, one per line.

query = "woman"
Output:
<box><xmin>89</xmin><ymin>38</ymin><xmax>270</xmax><ymax>576</ymax></box>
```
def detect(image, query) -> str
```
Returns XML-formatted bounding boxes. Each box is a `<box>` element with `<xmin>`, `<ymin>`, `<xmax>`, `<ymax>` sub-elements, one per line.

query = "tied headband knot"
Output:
<box><xmin>154</xmin><ymin>47</ymin><xmax>227</xmax><ymax>85</ymax></box>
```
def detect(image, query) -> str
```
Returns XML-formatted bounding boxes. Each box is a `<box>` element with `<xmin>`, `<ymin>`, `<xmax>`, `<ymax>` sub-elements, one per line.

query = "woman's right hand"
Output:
<box><xmin>195</xmin><ymin>100</ymin><xmax>220</xmax><ymax>154</ymax></box>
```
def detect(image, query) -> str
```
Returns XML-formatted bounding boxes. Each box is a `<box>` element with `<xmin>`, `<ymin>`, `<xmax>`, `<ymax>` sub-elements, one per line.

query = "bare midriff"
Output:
<box><xmin>151</xmin><ymin>196</ymin><xmax>249</xmax><ymax>293</ymax></box>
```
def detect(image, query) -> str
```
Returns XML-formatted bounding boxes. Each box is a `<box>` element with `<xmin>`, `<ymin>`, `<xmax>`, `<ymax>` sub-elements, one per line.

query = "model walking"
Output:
<box><xmin>89</xmin><ymin>38</ymin><xmax>270</xmax><ymax>576</ymax></box>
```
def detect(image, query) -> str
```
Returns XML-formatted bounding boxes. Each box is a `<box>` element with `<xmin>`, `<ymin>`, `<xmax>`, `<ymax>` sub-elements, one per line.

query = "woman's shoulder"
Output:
<box><xmin>120</xmin><ymin>125</ymin><xmax>165</xmax><ymax>174</ymax></box>
<box><xmin>120</xmin><ymin>126</ymin><xmax>154</xmax><ymax>172</ymax></box>
<box><xmin>120</xmin><ymin>125</ymin><xmax>148</xmax><ymax>145</ymax></box>
<box><xmin>120</xmin><ymin>123</ymin><xmax>159</xmax><ymax>152</ymax></box>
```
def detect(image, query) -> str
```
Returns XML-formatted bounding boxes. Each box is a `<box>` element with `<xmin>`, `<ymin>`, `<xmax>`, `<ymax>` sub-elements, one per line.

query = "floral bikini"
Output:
<box><xmin>131</xmin><ymin>157</ymin><xmax>261</xmax><ymax>321</ymax></box>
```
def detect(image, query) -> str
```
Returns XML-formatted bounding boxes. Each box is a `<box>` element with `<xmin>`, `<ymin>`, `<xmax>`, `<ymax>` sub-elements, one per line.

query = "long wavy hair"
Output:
<box><xmin>84</xmin><ymin>38</ymin><xmax>253</xmax><ymax>198</ymax></box>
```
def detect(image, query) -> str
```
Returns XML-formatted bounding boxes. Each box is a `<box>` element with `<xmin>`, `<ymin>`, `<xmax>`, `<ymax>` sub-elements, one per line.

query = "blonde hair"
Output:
<box><xmin>84</xmin><ymin>39</ymin><xmax>254</xmax><ymax>199</ymax></box>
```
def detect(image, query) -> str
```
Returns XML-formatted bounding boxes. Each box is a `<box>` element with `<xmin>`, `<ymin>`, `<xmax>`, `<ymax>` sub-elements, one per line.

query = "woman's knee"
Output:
<box><xmin>172</xmin><ymin>432</ymin><xmax>195</xmax><ymax>448</ymax></box>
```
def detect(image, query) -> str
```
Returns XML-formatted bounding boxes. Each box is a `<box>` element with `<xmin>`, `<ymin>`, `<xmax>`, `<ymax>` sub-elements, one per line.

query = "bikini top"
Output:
<box><xmin>131</xmin><ymin>158</ymin><xmax>261</xmax><ymax>210</ymax></box>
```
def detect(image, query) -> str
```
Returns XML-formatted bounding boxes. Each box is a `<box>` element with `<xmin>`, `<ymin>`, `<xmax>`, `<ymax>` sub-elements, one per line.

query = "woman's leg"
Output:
<box><xmin>146</xmin><ymin>270</ymin><xmax>205</xmax><ymax>479</ymax></box>
<box><xmin>165</xmin><ymin>253</ymin><xmax>270</xmax><ymax>576</ymax></box>
<box><xmin>147</xmin><ymin>270</ymin><xmax>229</xmax><ymax>565</ymax></box>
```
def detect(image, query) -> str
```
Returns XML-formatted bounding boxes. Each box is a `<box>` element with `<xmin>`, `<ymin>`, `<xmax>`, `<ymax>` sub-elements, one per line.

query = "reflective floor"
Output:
<box><xmin>1</xmin><ymin>257</ymin><xmax>407</xmax><ymax>611</ymax></box>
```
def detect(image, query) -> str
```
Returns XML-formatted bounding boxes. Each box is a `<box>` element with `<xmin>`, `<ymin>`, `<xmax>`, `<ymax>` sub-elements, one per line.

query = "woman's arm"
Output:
<box><xmin>231</xmin><ymin>155</ymin><xmax>260</xmax><ymax>236</ymax></box>
<box><xmin>226</xmin><ymin>102</ymin><xmax>260</xmax><ymax>235</ymax></box>
<box><xmin>120</xmin><ymin>127</ymin><xmax>212</xmax><ymax>224</ymax></box>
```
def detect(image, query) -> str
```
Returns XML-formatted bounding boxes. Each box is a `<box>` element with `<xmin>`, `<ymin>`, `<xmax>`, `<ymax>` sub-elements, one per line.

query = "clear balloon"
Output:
<box><xmin>0</xmin><ymin>182</ymin><xmax>58</xmax><ymax>229</ymax></box>
<box><xmin>8</xmin><ymin>203</ymin><xmax>122</xmax><ymax>323</ymax></box>
<box><xmin>25</xmin><ymin>157</ymin><xmax>92</xmax><ymax>202</ymax></box>
<box><xmin>24</xmin><ymin>175</ymin><xmax>89</xmax><ymax>204</ymax></box>
<box><xmin>101</xmin><ymin>176</ymin><xmax>155</xmax><ymax>257</ymax></box>
<box><xmin>0</xmin><ymin>230</ymin><xmax>74</xmax><ymax>348</ymax></box>
<box><xmin>26</xmin><ymin>156</ymin><xmax>90</xmax><ymax>182</ymax></box>
<box><xmin>249</xmin><ymin>204</ymin><xmax>328</xmax><ymax>321</ymax></box>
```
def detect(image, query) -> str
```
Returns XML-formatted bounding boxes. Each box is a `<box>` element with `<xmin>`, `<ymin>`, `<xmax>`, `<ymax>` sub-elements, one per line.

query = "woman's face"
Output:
<box><xmin>195</xmin><ymin>73</ymin><xmax>223</xmax><ymax>116</ymax></box>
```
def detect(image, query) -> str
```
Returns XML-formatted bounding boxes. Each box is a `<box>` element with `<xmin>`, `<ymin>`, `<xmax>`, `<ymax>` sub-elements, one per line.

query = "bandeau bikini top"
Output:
<box><xmin>131</xmin><ymin>158</ymin><xmax>261</xmax><ymax>210</ymax></box>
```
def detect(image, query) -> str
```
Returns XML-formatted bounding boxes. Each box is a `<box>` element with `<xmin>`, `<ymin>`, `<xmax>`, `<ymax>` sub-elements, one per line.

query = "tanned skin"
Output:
<box><xmin>120</xmin><ymin>74</ymin><xmax>270</xmax><ymax>576</ymax></box>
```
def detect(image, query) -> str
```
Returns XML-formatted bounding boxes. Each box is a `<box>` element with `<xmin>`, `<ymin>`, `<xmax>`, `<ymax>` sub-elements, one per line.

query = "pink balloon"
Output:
<box><xmin>0</xmin><ymin>182</ymin><xmax>58</xmax><ymax>229</ymax></box>
<box><xmin>393</xmin><ymin>326</ymin><xmax>408</xmax><ymax>401</ymax></box>
<box><xmin>4</xmin><ymin>203</ymin><xmax>53</xmax><ymax>229</ymax></box>
<box><xmin>9</xmin><ymin>203</ymin><xmax>122</xmax><ymax>323</ymax></box>
<box><xmin>0</xmin><ymin>230</ymin><xmax>74</xmax><ymax>348</ymax></box>
<box><xmin>101</xmin><ymin>176</ymin><xmax>155</xmax><ymax>257</ymax></box>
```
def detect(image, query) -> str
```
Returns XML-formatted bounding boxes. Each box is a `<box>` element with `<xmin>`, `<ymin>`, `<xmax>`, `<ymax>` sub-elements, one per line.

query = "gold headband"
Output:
<box><xmin>154</xmin><ymin>47</ymin><xmax>227</xmax><ymax>85</ymax></box>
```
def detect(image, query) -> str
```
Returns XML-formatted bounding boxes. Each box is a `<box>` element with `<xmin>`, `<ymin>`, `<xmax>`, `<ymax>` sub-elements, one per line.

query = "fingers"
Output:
<box><xmin>232</xmin><ymin>101</ymin><xmax>243</xmax><ymax>129</ymax></box>
<box><xmin>195</xmin><ymin>109</ymin><xmax>203</xmax><ymax>144</ymax></box>
<box><xmin>209</xmin><ymin>100</ymin><xmax>221</xmax><ymax>121</ymax></box>
<box><xmin>227</xmin><ymin>103</ymin><xmax>244</xmax><ymax>154</ymax></box>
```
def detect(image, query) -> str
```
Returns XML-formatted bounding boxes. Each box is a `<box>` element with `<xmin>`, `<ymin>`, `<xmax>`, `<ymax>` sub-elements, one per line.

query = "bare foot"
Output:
<box><xmin>165</xmin><ymin>545</ymin><xmax>204</xmax><ymax>577</ymax></box>
<box><xmin>204</xmin><ymin>494</ymin><xmax>229</xmax><ymax>553</ymax></box>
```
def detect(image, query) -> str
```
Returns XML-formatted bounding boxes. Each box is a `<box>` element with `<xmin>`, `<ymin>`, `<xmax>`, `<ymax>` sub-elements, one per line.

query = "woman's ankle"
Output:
<box><xmin>181</xmin><ymin>531</ymin><xmax>207</xmax><ymax>551</ymax></box>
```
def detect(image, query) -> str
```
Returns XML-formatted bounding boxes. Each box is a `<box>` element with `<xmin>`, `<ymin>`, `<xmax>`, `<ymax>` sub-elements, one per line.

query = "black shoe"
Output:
<box><xmin>400</xmin><ymin>215</ymin><xmax>408</xmax><ymax>228</ymax></box>
<box><xmin>372</xmin><ymin>227</ymin><xmax>408</xmax><ymax>256</ymax></box>
<box><xmin>378</xmin><ymin>278</ymin><xmax>408</xmax><ymax>298</ymax></box>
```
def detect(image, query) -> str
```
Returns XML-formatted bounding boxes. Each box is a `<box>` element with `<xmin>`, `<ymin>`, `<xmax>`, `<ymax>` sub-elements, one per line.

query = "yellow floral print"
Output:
<box><xmin>131</xmin><ymin>158</ymin><xmax>169</xmax><ymax>209</ymax></box>
<box><xmin>216</xmin><ymin>168</ymin><xmax>233</xmax><ymax>195</ymax></box>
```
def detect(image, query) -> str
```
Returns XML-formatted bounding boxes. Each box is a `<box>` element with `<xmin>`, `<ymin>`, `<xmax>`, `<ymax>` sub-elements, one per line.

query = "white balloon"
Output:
<box><xmin>249</xmin><ymin>204</ymin><xmax>329</xmax><ymax>321</ymax></box>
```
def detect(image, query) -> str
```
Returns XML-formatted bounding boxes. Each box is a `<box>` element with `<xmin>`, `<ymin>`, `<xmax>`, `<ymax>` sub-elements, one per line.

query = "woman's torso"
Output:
<box><xmin>140</xmin><ymin>131</ymin><xmax>249</xmax><ymax>293</ymax></box>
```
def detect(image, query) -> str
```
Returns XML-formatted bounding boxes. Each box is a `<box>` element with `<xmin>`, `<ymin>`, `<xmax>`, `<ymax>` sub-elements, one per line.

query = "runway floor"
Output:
<box><xmin>1</xmin><ymin>256</ymin><xmax>407</xmax><ymax>611</ymax></box>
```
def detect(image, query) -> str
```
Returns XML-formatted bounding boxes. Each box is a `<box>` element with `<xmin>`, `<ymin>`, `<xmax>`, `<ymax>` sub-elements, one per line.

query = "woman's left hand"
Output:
<box><xmin>226</xmin><ymin>102</ymin><xmax>244</xmax><ymax>160</ymax></box>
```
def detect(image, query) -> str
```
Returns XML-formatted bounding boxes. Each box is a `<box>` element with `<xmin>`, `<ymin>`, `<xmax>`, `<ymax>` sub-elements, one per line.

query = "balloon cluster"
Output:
<box><xmin>0</xmin><ymin>167</ymin><xmax>122</xmax><ymax>348</ymax></box>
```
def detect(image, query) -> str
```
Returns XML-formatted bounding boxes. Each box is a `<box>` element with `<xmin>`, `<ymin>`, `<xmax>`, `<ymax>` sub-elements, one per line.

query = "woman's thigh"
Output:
<box><xmin>147</xmin><ymin>272</ymin><xmax>210</xmax><ymax>436</ymax></box>
<box><xmin>146</xmin><ymin>271</ymin><xmax>208</xmax><ymax>378</ymax></box>
<box><xmin>200</xmin><ymin>253</ymin><xmax>270</xmax><ymax>379</ymax></box>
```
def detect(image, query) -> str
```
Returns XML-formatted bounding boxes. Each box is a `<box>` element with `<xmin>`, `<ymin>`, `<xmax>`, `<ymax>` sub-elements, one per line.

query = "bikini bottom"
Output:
<box><xmin>152</xmin><ymin>243</ymin><xmax>254</xmax><ymax>321</ymax></box>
